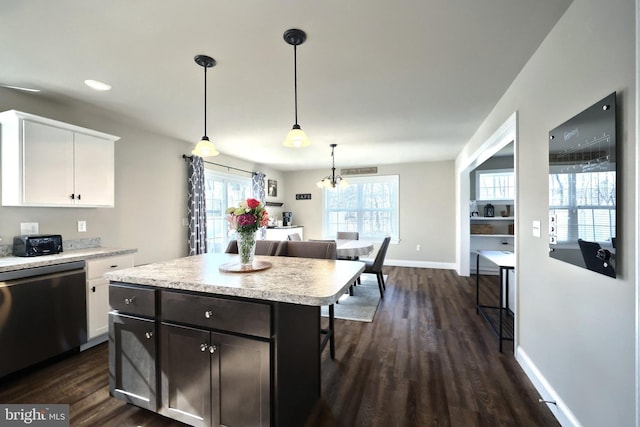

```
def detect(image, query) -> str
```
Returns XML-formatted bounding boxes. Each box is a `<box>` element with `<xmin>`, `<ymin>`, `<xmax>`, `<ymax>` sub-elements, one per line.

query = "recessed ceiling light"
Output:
<box><xmin>0</xmin><ymin>84</ymin><xmax>41</xmax><ymax>93</ymax></box>
<box><xmin>84</xmin><ymin>79</ymin><xmax>112</xmax><ymax>91</ymax></box>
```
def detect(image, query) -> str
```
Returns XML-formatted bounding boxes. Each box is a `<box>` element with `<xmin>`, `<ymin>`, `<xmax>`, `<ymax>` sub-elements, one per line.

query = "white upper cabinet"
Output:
<box><xmin>0</xmin><ymin>110</ymin><xmax>120</xmax><ymax>207</ymax></box>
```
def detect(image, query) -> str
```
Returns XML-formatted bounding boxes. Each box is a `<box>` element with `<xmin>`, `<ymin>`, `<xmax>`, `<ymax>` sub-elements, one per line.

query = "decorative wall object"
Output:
<box><xmin>548</xmin><ymin>92</ymin><xmax>617</xmax><ymax>278</ymax></box>
<box><xmin>268</xmin><ymin>179</ymin><xmax>277</xmax><ymax>197</ymax></box>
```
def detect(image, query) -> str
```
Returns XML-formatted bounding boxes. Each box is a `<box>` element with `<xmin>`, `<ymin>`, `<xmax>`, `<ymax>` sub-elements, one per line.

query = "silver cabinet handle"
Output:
<box><xmin>145</xmin><ymin>331</ymin><xmax>153</xmax><ymax>339</ymax></box>
<box><xmin>209</xmin><ymin>345</ymin><xmax>217</xmax><ymax>354</ymax></box>
<box><xmin>200</xmin><ymin>343</ymin><xmax>208</xmax><ymax>352</ymax></box>
<box><xmin>204</xmin><ymin>310</ymin><xmax>213</xmax><ymax>319</ymax></box>
<box><xmin>124</xmin><ymin>297</ymin><xmax>136</xmax><ymax>305</ymax></box>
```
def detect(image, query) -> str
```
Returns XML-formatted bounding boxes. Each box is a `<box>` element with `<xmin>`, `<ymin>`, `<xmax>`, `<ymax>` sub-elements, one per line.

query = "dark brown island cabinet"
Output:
<box><xmin>108</xmin><ymin>282</ymin><xmax>320</xmax><ymax>427</ymax></box>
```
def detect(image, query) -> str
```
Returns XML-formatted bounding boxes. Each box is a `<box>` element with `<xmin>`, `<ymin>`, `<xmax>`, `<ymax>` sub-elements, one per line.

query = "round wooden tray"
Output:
<box><xmin>219</xmin><ymin>260</ymin><xmax>272</xmax><ymax>273</ymax></box>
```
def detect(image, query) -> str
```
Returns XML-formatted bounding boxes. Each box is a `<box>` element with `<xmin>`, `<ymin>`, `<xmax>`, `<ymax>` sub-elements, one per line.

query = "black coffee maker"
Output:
<box><xmin>282</xmin><ymin>212</ymin><xmax>293</xmax><ymax>226</ymax></box>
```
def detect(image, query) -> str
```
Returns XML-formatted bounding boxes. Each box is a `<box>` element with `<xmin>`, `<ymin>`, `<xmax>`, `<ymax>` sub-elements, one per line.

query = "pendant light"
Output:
<box><xmin>192</xmin><ymin>54</ymin><xmax>220</xmax><ymax>157</ymax></box>
<box><xmin>283</xmin><ymin>28</ymin><xmax>311</xmax><ymax>148</ymax></box>
<box><xmin>316</xmin><ymin>144</ymin><xmax>348</xmax><ymax>189</ymax></box>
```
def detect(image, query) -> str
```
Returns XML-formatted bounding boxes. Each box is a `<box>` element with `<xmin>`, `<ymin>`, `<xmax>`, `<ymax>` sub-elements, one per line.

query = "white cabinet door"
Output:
<box><xmin>74</xmin><ymin>133</ymin><xmax>115</xmax><ymax>207</ymax></box>
<box><xmin>22</xmin><ymin>120</ymin><xmax>75</xmax><ymax>205</ymax></box>
<box><xmin>86</xmin><ymin>254</ymin><xmax>135</xmax><ymax>340</ymax></box>
<box><xmin>87</xmin><ymin>278</ymin><xmax>110</xmax><ymax>339</ymax></box>
<box><xmin>0</xmin><ymin>110</ymin><xmax>119</xmax><ymax>207</ymax></box>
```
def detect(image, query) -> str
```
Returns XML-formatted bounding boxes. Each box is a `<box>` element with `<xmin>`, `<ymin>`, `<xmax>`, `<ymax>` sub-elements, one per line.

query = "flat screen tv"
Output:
<box><xmin>548</xmin><ymin>92</ymin><xmax>617</xmax><ymax>278</ymax></box>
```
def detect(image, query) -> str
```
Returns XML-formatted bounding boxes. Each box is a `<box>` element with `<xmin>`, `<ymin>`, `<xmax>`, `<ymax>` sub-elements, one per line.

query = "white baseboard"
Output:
<box><xmin>516</xmin><ymin>346</ymin><xmax>582</xmax><ymax>427</ymax></box>
<box><xmin>380</xmin><ymin>258</ymin><xmax>457</xmax><ymax>270</ymax></box>
<box><xmin>80</xmin><ymin>333</ymin><xmax>108</xmax><ymax>351</ymax></box>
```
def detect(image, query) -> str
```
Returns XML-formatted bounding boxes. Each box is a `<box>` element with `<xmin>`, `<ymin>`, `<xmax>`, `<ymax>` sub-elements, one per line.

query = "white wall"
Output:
<box><xmin>282</xmin><ymin>161</ymin><xmax>457</xmax><ymax>267</ymax></box>
<box><xmin>458</xmin><ymin>0</ymin><xmax>636</xmax><ymax>425</ymax></box>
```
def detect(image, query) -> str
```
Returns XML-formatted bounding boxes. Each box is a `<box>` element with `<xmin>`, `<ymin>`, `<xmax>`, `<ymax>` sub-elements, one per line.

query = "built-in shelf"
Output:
<box><xmin>471</xmin><ymin>217</ymin><xmax>514</xmax><ymax>221</ymax></box>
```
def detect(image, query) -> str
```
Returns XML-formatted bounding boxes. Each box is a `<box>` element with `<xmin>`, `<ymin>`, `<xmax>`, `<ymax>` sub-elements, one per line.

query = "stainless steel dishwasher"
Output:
<box><xmin>0</xmin><ymin>260</ymin><xmax>87</xmax><ymax>378</ymax></box>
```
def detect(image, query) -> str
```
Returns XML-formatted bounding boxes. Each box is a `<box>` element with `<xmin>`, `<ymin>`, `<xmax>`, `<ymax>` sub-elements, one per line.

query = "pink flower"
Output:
<box><xmin>259</xmin><ymin>210</ymin><xmax>269</xmax><ymax>227</ymax></box>
<box><xmin>237</xmin><ymin>213</ymin><xmax>256</xmax><ymax>227</ymax></box>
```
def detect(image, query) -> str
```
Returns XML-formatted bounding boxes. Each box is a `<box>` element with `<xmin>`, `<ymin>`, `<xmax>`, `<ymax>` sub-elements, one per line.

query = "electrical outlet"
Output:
<box><xmin>78</xmin><ymin>220</ymin><xmax>87</xmax><ymax>232</ymax></box>
<box><xmin>20</xmin><ymin>222</ymin><xmax>39</xmax><ymax>235</ymax></box>
<box><xmin>416</xmin><ymin>244</ymin><xmax>421</xmax><ymax>251</ymax></box>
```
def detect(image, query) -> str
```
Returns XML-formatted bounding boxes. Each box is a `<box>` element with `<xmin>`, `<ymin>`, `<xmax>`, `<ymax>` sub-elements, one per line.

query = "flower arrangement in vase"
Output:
<box><xmin>226</xmin><ymin>198</ymin><xmax>269</xmax><ymax>266</ymax></box>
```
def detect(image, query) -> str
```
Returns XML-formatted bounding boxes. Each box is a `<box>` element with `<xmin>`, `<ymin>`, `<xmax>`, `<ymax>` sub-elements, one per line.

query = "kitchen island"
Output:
<box><xmin>105</xmin><ymin>252</ymin><xmax>364</xmax><ymax>427</ymax></box>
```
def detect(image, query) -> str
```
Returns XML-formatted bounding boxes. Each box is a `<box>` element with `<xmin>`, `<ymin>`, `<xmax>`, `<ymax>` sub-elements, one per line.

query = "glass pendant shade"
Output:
<box><xmin>192</xmin><ymin>136</ymin><xmax>219</xmax><ymax>157</ymax></box>
<box><xmin>284</xmin><ymin>125</ymin><xmax>310</xmax><ymax>148</ymax></box>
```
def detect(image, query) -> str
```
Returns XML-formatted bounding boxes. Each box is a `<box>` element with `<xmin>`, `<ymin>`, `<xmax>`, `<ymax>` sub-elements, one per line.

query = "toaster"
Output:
<box><xmin>13</xmin><ymin>234</ymin><xmax>64</xmax><ymax>257</ymax></box>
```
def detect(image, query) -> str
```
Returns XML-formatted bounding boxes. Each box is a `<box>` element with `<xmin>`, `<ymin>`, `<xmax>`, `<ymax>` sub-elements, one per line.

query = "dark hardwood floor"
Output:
<box><xmin>0</xmin><ymin>267</ymin><xmax>559</xmax><ymax>427</ymax></box>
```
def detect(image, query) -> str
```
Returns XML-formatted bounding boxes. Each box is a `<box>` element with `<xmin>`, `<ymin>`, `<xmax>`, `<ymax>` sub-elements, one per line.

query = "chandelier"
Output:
<box><xmin>316</xmin><ymin>144</ymin><xmax>348</xmax><ymax>189</ymax></box>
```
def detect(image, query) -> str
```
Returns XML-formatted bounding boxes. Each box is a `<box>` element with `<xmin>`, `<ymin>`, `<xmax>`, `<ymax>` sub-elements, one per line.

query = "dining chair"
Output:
<box><xmin>224</xmin><ymin>239</ymin><xmax>281</xmax><ymax>256</ymax></box>
<box><xmin>336</xmin><ymin>231</ymin><xmax>359</xmax><ymax>240</ymax></box>
<box><xmin>363</xmin><ymin>236</ymin><xmax>391</xmax><ymax>298</ymax></box>
<box><xmin>336</xmin><ymin>231</ymin><xmax>360</xmax><ymax>263</ymax></box>
<box><xmin>577</xmin><ymin>238</ymin><xmax>615</xmax><ymax>277</ymax></box>
<box><xmin>276</xmin><ymin>240</ymin><xmax>339</xmax><ymax>359</ymax></box>
<box><xmin>287</xmin><ymin>233</ymin><xmax>302</xmax><ymax>241</ymax></box>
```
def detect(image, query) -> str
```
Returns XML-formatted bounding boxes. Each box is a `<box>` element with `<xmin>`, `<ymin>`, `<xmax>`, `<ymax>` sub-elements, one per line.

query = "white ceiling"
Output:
<box><xmin>0</xmin><ymin>0</ymin><xmax>572</xmax><ymax>171</ymax></box>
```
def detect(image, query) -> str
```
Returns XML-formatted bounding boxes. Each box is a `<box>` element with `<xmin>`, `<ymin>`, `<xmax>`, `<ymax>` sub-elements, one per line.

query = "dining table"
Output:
<box><xmin>336</xmin><ymin>239</ymin><xmax>374</xmax><ymax>258</ymax></box>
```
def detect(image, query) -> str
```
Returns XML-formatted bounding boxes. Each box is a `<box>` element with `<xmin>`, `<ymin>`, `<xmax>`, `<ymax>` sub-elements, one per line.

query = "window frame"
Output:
<box><xmin>322</xmin><ymin>174</ymin><xmax>399</xmax><ymax>243</ymax></box>
<box><xmin>475</xmin><ymin>168</ymin><xmax>515</xmax><ymax>202</ymax></box>
<box><xmin>203</xmin><ymin>169</ymin><xmax>252</xmax><ymax>253</ymax></box>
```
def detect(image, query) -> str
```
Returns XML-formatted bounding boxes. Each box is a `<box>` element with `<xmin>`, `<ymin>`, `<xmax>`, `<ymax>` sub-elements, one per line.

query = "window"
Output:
<box><xmin>549</xmin><ymin>169</ymin><xmax>615</xmax><ymax>243</ymax></box>
<box><xmin>476</xmin><ymin>169</ymin><xmax>515</xmax><ymax>201</ymax></box>
<box><xmin>203</xmin><ymin>170</ymin><xmax>252</xmax><ymax>253</ymax></box>
<box><xmin>323</xmin><ymin>175</ymin><xmax>399</xmax><ymax>242</ymax></box>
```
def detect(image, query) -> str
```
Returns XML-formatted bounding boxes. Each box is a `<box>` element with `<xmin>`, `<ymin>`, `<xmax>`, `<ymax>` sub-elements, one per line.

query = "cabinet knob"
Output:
<box><xmin>70</xmin><ymin>194</ymin><xmax>75</xmax><ymax>200</ymax></box>
<box><xmin>91</xmin><ymin>286</ymin><xmax>96</xmax><ymax>293</ymax></box>
<box><xmin>200</xmin><ymin>343</ymin><xmax>208</xmax><ymax>352</ymax></box>
<box><xmin>124</xmin><ymin>297</ymin><xmax>136</xmax><ymax>305</ymax></box>
<box><xmin>145</xmin><ymin>331</ymin><xmax>153</xmax><ymax>339</ymax></box>
<box><xmin>209</xmin><ymin>345</ymin><xmax>217</xmax><ymax>354</ymax></box>
<box><xmin>204</xmin><ymin>310</ymin><xmax>213</xmax><ymax>319</ymax></box>
<box><xmin>77</xmin><ymin>194</ymin><xmax>82</xmax><ymax>200</ymax></box>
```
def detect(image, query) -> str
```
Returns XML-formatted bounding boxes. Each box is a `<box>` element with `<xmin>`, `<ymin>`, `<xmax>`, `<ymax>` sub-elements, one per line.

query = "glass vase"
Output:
<box><xmin>237</xmin><ymin>231</ymin><xmax>256</xmax><ymax>267</ymax></box>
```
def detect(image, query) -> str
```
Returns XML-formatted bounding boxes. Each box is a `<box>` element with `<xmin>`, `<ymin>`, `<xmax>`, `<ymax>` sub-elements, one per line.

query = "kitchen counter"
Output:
<box><xmin>107</xmin><ymin>252</ymin><xmax>364</xmax><ymax>426</ymax></box>
<box><xmin>104</xmin><ymin>252</ymin><xmax>363</xmax><ymax>306</ymax></box>
<box><xmin>0</xmin><ymin>247</ymin><xmax>137</xmax><ymax>273</ymax></box>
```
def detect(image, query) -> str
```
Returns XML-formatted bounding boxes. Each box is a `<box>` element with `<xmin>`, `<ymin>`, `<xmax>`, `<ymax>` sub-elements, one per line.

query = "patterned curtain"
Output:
<box><xmin>187</xmin><ymin>156</ymin><xmax>207</xmax><ymax>255</ymax></box>
<box><xmin>252</xmin><ymin>172</ymin><xmax>266</xmax><ymax>239</ymax></box>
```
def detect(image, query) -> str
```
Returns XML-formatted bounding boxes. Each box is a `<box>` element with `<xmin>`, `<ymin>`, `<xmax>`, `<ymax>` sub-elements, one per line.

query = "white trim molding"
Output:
<box><xmin>516</xmin><ymin>346</ymin><xmax>582</xmax><ymax>427</ymax></box>
<box><xmin>368</xmin><ymin>258</ymin><xmax>457</xmax><ymax>270</ymax></box>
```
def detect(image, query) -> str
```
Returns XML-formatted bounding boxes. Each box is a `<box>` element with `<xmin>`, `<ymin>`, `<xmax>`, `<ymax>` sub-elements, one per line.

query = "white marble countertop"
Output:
<box><xmin>105</xmin><ymin>253</ymin><xmax>365</xmax><ymax>306</ymax></box>
<box><xmin>0</xmin><ymin>247</ymin><xmax>137</xmax><ymax>273</ymax></box>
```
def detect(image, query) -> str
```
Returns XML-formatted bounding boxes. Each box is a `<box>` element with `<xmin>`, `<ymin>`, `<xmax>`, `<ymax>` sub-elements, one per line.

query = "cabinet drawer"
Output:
<box><xmin>110</xmin><ymin>283</ymin><xmax>156</xmax><ymax>317</ymax></box>
<box><xmin>161</xmin><ymin>291</ymin><xmax>271</xmax><ymax>339</ymax></box>
<box><xmin>87</xmin><ymin>254</ymin><xmax>134</xmax><ymax>279</ymax></box>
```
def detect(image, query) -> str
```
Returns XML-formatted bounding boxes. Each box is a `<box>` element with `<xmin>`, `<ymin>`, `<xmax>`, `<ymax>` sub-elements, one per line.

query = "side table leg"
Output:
<box><xmin>476</xmin><ymin>252</ymin><xmax>480</xmax><ymax>314</ymax></box>
<box><xmin>499</xmin><ymin>266</ymin><xmax>504</xmax><ymax>352</ymax></box>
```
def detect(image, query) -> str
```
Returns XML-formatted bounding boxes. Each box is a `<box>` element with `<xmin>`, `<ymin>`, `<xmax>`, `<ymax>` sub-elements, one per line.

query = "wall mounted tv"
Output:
<box><xmin>548</xmin><ymin>92</ymin><xmax>617</xmax><ymax>278</ymax></box>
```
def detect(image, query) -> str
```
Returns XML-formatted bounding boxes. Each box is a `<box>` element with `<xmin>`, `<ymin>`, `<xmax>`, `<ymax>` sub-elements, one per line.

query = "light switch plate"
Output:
<box><xmin>532</xmin><ymin>220</ymin><xmax>541</xmax><ymax>238</ymax></box>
